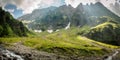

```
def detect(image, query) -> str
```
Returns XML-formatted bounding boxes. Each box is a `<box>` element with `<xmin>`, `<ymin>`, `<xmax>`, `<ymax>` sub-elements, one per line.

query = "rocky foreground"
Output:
<box><xmin>0</xmin><ymin>42</ymin><xmax>120</xmax><ymax>60</ymax></box>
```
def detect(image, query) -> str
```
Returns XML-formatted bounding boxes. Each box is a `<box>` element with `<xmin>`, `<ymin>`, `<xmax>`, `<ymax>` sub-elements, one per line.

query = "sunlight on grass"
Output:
<box><xmin>0</xmin><ymin>27</ymin><xmax>119</xmax><ymax>56</ymax></box>
<box><xmin>0</xmin><ymin>38</ymin><xmax>21</xmax><ymax>44</ymax></box>
<box><xmin>77</xmin><ymin>36</ymin><xmax>119</xmax><ymax>49</ymax></box>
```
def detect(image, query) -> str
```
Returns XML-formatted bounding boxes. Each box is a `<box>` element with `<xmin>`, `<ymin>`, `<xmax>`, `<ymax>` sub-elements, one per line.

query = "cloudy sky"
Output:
<box><xmin>0</xmin><ymin>0</ymin><xmax>119</xmax><ymax>18</ymax></box>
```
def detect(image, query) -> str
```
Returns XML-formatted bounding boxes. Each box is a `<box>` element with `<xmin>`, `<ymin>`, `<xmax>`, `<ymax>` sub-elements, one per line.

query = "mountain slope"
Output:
<box><xmin>18</xmin><ymin>6</ymin><xmax>57</xmax><ymax>20</ymax></box>
<box><xmin>0</xmin><ymin>7</ymin><xmax>29</xmax><ymax>37</ymax></box>
<box><xmin>19</xmin><ymin>2</ymin><xmax>120</xmax><ymax>31</ymax></box>
<box><xmin>82</xmin><ymin>2</ymin><xmax>119</xmax><ymax>18</ymax></box>
<box><xmin>85</xmin><ymin>20</ymin><xmax>120</xmax><ymax>45</ymax></box>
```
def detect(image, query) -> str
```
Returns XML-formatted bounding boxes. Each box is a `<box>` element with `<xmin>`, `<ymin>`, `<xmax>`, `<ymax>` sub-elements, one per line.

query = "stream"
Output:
<box><xmin>0</xmin><ymin>46</ymin><xmax>24</xmax><ymax>60</ymax></box>
<box><xmin>103</xmin><ymin>51</ymin><xmax>119</xmax><ymax>60</ymax></box>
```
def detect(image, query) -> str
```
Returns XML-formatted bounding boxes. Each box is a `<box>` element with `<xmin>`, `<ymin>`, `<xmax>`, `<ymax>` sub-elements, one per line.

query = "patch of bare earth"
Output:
<box><xmin>6</xmin><ymin>42</ymin><xmax>120</xmax><ymax>60</ymax></box>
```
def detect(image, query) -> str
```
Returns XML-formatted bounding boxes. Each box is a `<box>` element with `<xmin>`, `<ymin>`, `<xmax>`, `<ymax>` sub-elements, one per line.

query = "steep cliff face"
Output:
<box><xmin>0</xmin><ymin>7</ymin><xmax>29</xmax><ymax>37</ymax></box>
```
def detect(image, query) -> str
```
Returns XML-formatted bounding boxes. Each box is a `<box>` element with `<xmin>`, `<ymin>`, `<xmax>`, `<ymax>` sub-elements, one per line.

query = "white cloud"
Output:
<box><xmin>17</xmin><ymin>0</ymin><xmax>42</xmax><ymax>14</ymax></box>
<box><xmin>65</xmin><ymin>0</ymin><xmax>117</xmax><ymax>8</ymax></box>
<box><xmin>0</xmin><ymin>0</ymin><xmax>64</xmax><ymax>14</ymax></box>
<box><xmin>4</xmin><ymin>8</ymin><xmax>15</xmax><ymax>17</ymax></box>
<box><xmin>38</xmin><ymin>0</ymin><xmax>64</xmax><ymax>8</ymax></box>
<box><xmin>6</xmin><ymin>9</ymin><xmax>15</xmax><ymax>12</ymax></box>
<box><xmin>65</xmin><ymin>0</ymin><xmax>97</xmax><ymax>8</ymax></box>
<box><xmin>0</xmin><ymin>0</ymin><xmax>118</xmax><ymax>15</ymax></box>
<box><xmin>100</xmin><ymin>0</ymin><xmax>116</xmax><ymax>7</ymax></box>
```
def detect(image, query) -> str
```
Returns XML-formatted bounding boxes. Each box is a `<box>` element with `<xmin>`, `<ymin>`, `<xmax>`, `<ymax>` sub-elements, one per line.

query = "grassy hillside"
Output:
<box><xmin>0</xmin><ymin>27</ymin><xmax>119</xmax><ymax>58</ymax></box>
<box><xmin>0</xmin><ymin>7</ymin><xmax>30</xmax><ymax>37</ymax></box>
<box><xmin>86</xmin><ymin>20</ymin><xmax>120</xmax><ymax>45</ymax></box>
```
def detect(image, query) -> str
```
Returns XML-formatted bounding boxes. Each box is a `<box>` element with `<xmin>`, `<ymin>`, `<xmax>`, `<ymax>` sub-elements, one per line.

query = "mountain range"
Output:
<box><xmin>1</xmin><ymin>1</ymin><xmax>120</xmax><ymax>60</ymax></box>
<box><xmin>18</xmin><ymin>2</ymin><xmax>120</xmax><ymax>30</ymax></box>
<box><xmin>18</xmin><ymin>2</ymin><xmax>120</xmax><ymax>45</ymax></box>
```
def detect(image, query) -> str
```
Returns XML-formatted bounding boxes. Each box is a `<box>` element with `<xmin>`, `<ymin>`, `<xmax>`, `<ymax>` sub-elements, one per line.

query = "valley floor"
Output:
<box><xmin>9</xmin><ymin>43</ymin><xmax>120</xmax><ymax>60</ymax></box>
<box><xmin>0</xmin><ymin>37</ymin><xmax>119</xmax><ymax>60</ymax></box>
<box><xmin>0</xmin><ymin>28</ymin><xmax>120</xmax><ymax>60</ymax></box>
